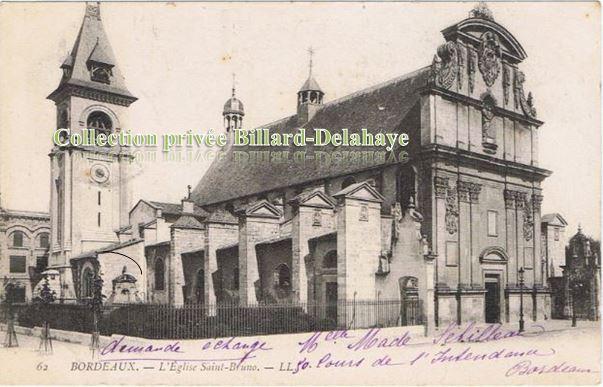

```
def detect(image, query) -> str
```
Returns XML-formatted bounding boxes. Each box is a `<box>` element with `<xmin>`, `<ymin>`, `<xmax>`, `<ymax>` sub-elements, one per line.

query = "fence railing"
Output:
<box><xmin>2</xmin><ymin>298</ymin><xmax>423</xmax><ymax>340</ymax></box>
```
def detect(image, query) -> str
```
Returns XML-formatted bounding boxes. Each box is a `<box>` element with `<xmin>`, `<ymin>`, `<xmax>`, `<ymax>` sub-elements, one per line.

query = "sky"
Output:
<box><xmin>0</xmin><ymin>2</ymin><xmax>600</xmax><ymax>242</ymax></box>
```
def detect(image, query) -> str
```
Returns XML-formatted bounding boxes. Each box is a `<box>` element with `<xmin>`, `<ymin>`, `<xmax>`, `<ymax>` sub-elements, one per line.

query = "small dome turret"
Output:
<box><xmin>223</xmin><ymin>74</ymin><xmax>244</xmax><ymax>135</ymax></box>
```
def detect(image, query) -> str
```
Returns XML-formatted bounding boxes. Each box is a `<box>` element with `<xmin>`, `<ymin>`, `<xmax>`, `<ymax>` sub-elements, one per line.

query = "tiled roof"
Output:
<box><xmin>193</xmin><ymin>66</ymin><xmax>429</xmax><ymax>206</ymax></box>
<box><xmin>148</xmin><ymin>201</ymin><xmax>209</xmax><ymax>218</ymax></box>
<box><xmin>542</xmin><ymin>213</ymin><xmax>568</xmax><ymax>226</ymax></box>
<box><xmin>48</xmin><ymin>3</ymin><xmax>135</xmax><ymax>102</ymax></box>
<box><xmin>300</xmin><ymin>76</ymin><xmax>322</xmax><ymax>92</ymax></box>
<box><xmin>171</xmin><ymin>215</ymin><xmax>204</xmax><ymax>230</ymax></box>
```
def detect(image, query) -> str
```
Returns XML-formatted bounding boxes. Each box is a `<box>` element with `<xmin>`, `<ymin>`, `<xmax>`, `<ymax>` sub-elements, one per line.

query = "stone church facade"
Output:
<box><xmin>36</xmin><ymin>3</ymin><xmax>569</xmax><ymax>330</ymax></box>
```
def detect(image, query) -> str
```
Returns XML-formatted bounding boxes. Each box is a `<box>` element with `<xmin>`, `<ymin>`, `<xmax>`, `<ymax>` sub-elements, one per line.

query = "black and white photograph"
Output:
<box><xmin>0</xmin><ymin>1</ymin><xmax>600</xmax><ymax>385</ymax></box>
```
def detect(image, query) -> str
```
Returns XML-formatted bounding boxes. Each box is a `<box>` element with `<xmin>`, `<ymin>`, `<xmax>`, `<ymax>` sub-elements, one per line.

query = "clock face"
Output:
<box><xmin>90</xmin><ymin>164</ymin><xmax>110</xmax><ymax>184</ymax></box>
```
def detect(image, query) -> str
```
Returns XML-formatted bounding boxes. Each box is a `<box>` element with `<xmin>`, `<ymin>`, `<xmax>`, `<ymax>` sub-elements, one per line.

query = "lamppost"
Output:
<box><xmin>518</xmin><ymin>267</ymin><xmax>525</xmax><ymax>333</ymax></box>
<box><xmin>37</xmin><ymin>276</ymin><xmax>56</xmax><ymax>354</ymax></box>
<box><xmin>570</xmin><ymin>271</ymin><xmax>583</xmax><ymax>328</ymax></box>
<box><xmin>89</xmin><ymin>274</ymin><xmax>104</xmax><ymax>357</ymax></box>
<box><xmin>2</xmin><ymin>279</ymin><xmax>18</xmax><ymax>348</ymax></box>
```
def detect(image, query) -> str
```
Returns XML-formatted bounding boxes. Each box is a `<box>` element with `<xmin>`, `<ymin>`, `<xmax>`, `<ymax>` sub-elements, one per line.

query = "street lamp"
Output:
<box><xmin>570</xmin><ymin>267</ymin><xmax>580</xmax><ymax>328</ymax></box>
<box><xmin>518</xmin><ymin>267</ymin><xmax>525</xmax><ymax>333</ymax></box>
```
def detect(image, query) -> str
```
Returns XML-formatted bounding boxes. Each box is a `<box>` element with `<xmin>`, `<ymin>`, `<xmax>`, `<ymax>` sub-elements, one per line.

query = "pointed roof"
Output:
<box><xmin>48</xmin><ymin>2</ymin><xmax>136</xmax><ymax>105</ymax></box>
<box><xmin>299</xmin><ymin>76</ymin><xmax>323</xmax><ymax>93</ymax></box>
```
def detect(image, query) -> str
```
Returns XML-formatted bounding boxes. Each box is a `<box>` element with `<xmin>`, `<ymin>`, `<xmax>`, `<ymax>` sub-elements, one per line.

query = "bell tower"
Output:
<box><xmin>47</xmin><ymin>2</ymin><xmax>137</xmax><ymax>300</ymax></box>
<box><xmin>223</xmin><ymin>73</ymin><xmax>245</xmax><ymax>144</ymax></box>
<box><xmin>297</xmin><ymin>47</ymin><xmax>324</xmax><ymax>124</ymax></box>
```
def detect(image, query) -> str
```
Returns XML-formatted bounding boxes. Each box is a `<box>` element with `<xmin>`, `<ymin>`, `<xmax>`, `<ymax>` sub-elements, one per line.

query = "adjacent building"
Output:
<box><xmin>0</xmin><ymin>201</ymin><xmax>50</xmax><ymax>303</ymax></box>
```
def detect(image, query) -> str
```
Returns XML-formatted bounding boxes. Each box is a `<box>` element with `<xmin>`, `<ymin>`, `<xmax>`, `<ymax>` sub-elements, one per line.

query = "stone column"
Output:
<box><xmin>204</xmin><ymin>219</ymin><xmax>238</xmax><ymax>308</ymax></box>
<box><xmin>469</xmin><ymin>182</ymin><xmax>483</xmax><ymax>288</ymax></box>
<box><xmin>333</xmin><ymin>182</ymin><xmax>384</xmax><ymax>327</ymax></box>
<box><xmin>433</xmin><ymin>176</ymin><xmax>449</xmax><ymax>288</ymax></box>
<box><xmin>236</xmin><ymin>201</ymin><xmax>281</xmax><ymax>305</ymax></box>
<box><xmin>290</xmin><ymin>191</ymin><xmax>335</xmax><ymax>305</ymax></box>
<box><xmin>532</xmin><ymin>193</ymin><xmax>544</xmax><ymax>286</ymax></box>
<box><xmin>457</xmin><ymin>181</ymin><xmax>471</xmax><ymax>289</ymax></box>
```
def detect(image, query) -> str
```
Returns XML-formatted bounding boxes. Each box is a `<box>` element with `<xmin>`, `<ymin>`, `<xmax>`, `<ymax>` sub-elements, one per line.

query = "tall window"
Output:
<box><xmin>38</xmin><ymin>233</ymin><xmax>49</xmax><ymax>248</ymax></box>
<box><xmin>9</xmin><ymin>256</ymin><xmax>26</xmax><ymax>273</ymax></box>
<box><xmin>98</xmin><ymin>191</ymin><xmax>101</xmax><ymax>206</ymax></box>
<box><xmin>12</xmin><ymin>231</ymin><xmax>24</xmax><ymax>247</ymax></box>
<box><xmin>97</xmin><ymin>212</ymin><xmax>101</xmax><ymax>227</ymax></box>
<box><xmin>154</xmin><ymin>258</ymin><xmax>165</xmax><ymax>291</ymax></box>
<box><xmin>554</xmin><ymin>228</ymin><xmax>560</xmax><ymax>241</ymax></box>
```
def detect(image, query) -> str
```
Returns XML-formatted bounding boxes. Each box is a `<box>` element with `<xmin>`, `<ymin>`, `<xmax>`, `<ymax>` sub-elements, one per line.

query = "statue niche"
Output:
<box><xmin>481</xmin><ymin>94</ymin><xmax>498</xmax><ymax>154</ymax></box>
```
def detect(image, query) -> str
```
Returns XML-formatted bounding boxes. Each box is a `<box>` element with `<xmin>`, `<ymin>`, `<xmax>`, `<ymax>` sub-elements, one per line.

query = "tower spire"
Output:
<box><xmin>48</xmin><ymin>2</ymin><xmax>136</xmax><ymax>105</ymax></box>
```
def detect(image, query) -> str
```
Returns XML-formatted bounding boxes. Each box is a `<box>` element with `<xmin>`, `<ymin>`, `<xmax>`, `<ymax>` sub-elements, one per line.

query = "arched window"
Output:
<box><xmin>341</xmin><ymin>176</ymin><xmax>356</xmax><ymax>190</ymax></box>
<box><xmin>273</xmin><ymin>264</ymin><xmax>291</xmax><ymax>289</ymax></box>
<box><xmin>323</xmin><ymin>250</ymin><xmax>338</xmax><ymax>269</ymax></box>
<box><xmin>12</xmin><ymin>231</ymin><xmax>24</xmax><ymax>247</ymax></box>
<box><xmin>38</xmin><ymin>233</ymin><xmax>49</xmax><ymax>248</ymax></box>
<box><xmin>154</xmin><ymin>258</ymin><xmax>165</xmax><ymax>291</ymax></box>
<box><xmin>82</xmin><ymin>267</ymin><xmax>94</xmax><ymax>298</ymax></box>
<box><xmin>87</xmin><ymin>111</ymin><xmax>113</xmax><ymax>136</ymax></box>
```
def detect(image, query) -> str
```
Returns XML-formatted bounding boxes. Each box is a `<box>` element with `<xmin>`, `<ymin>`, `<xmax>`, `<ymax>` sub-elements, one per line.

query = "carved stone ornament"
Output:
<box><xmin>312</xmin><ymin>208</ymin><xmax>322</xmax><ymax>226</ymax></box>
<box><xmin>515</xmin><ymin>191</ymin><xmax>527</xmax><ymax>209</ymax></box>
<box><xmin>478</xmin><ymin>31</ymin><xmax>502</xmax><ymax>87</ymax></box>
<box><xmin>468</xmin><ymin>183</ymin><xmax>483</xmax><ymax>204</ymax></box>
<box><xmin>391</xmin><ymin>202</ymin><xmax>402</xmax><ymax>241</ymax></box>
<box><xmin>481</xmin><ymin>96</ymin><xmax>498</xmax><ymax>153</ymax></box>
<box><xmin>359</xmin><ymin>204</ymin><xmax>369</xmax><ymax>222</ymax></box>
<box><xmin>457</xmin><ymin>181</ymin><xmax>471</xmax><ymax>203</ymax></box>
<box><xmin>431</xmin><ymin>42</ymin><xmax>458</xmax><ymax>89</ymax></box>
<box><xmin>532</xmin><ymin>194</ymin><xmax>544</xmax><ymax>212</ymax></box>
<box><xmin>513</xmin><ymin>69</ymin><xmax>537</xmax><ymax>118</ymax></box>
<box><xmin>504</xmin><ymin>189</ymin><xmax>516</xmax><ymax>209</ymax></box>
<box><xmin>86</xmin><ymin>3</ymin><xmax>101</xmax><ymax>20</ymax></box>
<box><xmin>434</xmin><ymin>176</ymin><xmax>449</xmax><ymax>198</ymax></box>
<box><xmin>457</xmin><ymin>44</ymin><xmax>466</xmax><ymax>90</ymax></box>
<box><xmin>523</xmin><ymin>195</ymin><xmax>534</xmax><ymax>241</ymax></box>
<box><xmin>445</xmin><ymin>186</ymin><xmax>459</xmax><ymax>235</ymax></box>
<box><xmin>468</xmin><ymin>48</ymin><xmax>477</xmax><ymax>93</ymax></box>
<box><xmin>503</xmin><ymin>65</ymin><xmax>511</xmax><ymax>105</ymax></box>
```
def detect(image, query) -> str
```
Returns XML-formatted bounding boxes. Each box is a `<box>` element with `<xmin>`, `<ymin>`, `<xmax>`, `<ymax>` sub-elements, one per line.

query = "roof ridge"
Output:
<box><xmin>321</xmin><ymin>65</ymin><xmax>430</xmax><ymax>108</ymax></box>
<box><xmin>251</xmin><ymin>66</ymin><xmax>429</xmax><ymax>131</ymax></box>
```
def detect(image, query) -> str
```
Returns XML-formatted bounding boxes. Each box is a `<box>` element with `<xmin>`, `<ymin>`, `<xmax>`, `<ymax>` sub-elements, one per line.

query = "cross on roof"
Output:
<box><xmin>231</xmin><ymin>73</ymin><xmax>236</xmax><ymax>97</ymax></box>
<box><xmin>307</xmin><ymin>47</ymin><xmax>315</xmax><ymax>76</ymax></box>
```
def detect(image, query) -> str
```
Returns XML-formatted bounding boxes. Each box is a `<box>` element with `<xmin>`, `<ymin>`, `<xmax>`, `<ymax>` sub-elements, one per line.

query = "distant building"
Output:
<box><xmin>541</xmin><ymin>213</ymin><xmax>568</xmax><ymax>278</ymax></box>
<box><xmin>0</xmin><ymin>201</ymin><xmax>50</xmax><ymax>303</ymax></box>
<box><xmin>560</xmin><ymin>227</ymin><xmax>600</xmax><ymax>320</ymax></box>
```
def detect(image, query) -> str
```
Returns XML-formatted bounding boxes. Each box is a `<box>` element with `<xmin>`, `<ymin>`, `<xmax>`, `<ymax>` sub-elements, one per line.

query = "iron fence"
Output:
<box><xmin>2</xmin><ymin>298</ymin><xmax>423</xmax><ymax>340</ymax></box>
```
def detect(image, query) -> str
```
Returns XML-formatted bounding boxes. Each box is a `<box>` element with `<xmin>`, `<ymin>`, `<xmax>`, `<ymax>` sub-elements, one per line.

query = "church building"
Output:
<box><xmin>40</xmin><ymin>2</ymin><xmax>566</xmax><ymax>331</ymax></box>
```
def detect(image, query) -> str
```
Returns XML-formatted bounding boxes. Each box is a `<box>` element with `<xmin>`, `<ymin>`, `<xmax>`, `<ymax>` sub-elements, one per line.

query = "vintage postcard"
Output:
<box><xmin>0</xmin><ymin>1</ymin><xmax>600</xmax><ymax>385</ymax></box>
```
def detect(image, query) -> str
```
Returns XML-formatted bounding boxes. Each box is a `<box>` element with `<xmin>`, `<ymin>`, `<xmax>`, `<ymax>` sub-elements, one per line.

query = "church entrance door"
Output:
<box><xmin>485</xmin><ymin>274</ymin><xmax>501</xmax><ymax>323</ymax></box>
